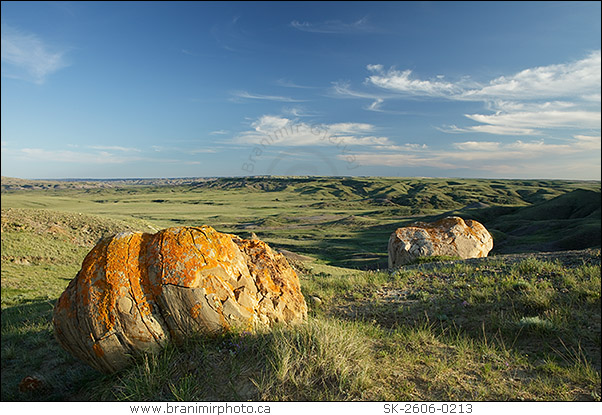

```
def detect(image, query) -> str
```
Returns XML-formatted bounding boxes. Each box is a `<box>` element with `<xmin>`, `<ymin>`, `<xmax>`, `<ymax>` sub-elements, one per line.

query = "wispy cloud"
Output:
<box><xmin>343</xmin><ymin>153</ymin><xmax>456</xmax><ymax>169</ymax></box>
<box><xmin>275</xmin><ymin>78</ymin><xmax>317</xmax><ymax>89</ymax></box>
<box><xmin>366</xmin><ymin>51</ymin><xmax>601</xmax><ymax>101</ymax></box>
<box><xmin>331</xmin><ymin>81</ymin><xmax>386</xmax><ymax>112</ymax></box>
<box><xmin>330</xmin><ymin>81</ymin><xmax>412</xmax><ymax>114</ymax></box>
<box><xmin>11</xmin><ymin>147</ymin><xmax>201</xmax><ymax>165</ymax></box>
<box><xmin>150</xmin><ymin>144</ymin><xmax>222</xmax><ymax>154</ymax></box>
<box><xmin>290</xmin><ymin>17</ymin><xmax>378</xmax><ymax>34</ymax></box>
<box><xmin>342</xmin><ymin>134</ymin><xmax>601</xmax><ymax>178</ymax></box>
<box><xmin>231</xmin><ymin>90</ymin><xmax>306</xmax><ymax>103</ymax></box>
<box><xmin>1</xmin><ymin>24</ymin><xmax>70</xmax><ymax>84</ymax></box>
<box><xmin>464</xmin><ymin>110</ymin><xmax>600</xmax><ymax>130</ymax></box>
<box><xmin>438</xmin><ymin>124</ymin><xmax>537</xmax><ymax>136</ymax></box>
<box><xmin>464</xmin><ymin>51</ymin><xmax>601</xmax><ymax>100</ymax></box>
<box><xmin>361</xmin><ymin>51</ymin><xmax>601</xmax><ymax>136</ymax></box>
<box><xmin>89</xmin><ymin>145</ymin><xmax>142</xmax><ymax>152</ymax></box>
<box><xmin>209</xmin><ymin>130</ymin><xmax>229</xmax><ymax>135</ymax></box>
<box><xmin>437</xmin><ymin>108</ymin><xmax>600</xmax><ymax>136</ymax></box>
<box><xmin>572</xmin><ymin>134</ymin><xmax>601</xmax><ymax>150</ymax></box>
<box><xmin>233</xmin><ymin>115</ymin><xmax>393</xmax><ymax>148</ymax></box>
<box><xmin>452</xmin><ymin>141</ymin><xmax>501</xmax><ymax>152</ymax></box>
<box><xmin>367</xmin><ymin>98</ymin><xmax>384</xmax><ymax>112</ymax></box>
<box><xmin>17</xmin><ymin>148</ymin><xmax>140</xmax><ymax>164</ymax></box>
<box><xmin>367</xmin><ymin>66</ymin><xmax>464</xmax><ymax>98</ymax></box>
<box><xmin>189</xmin><ymin>148</ymin><xmax>218</xmax><ymax>154</ymax></box>
<box><xmin>331</xmin><ymin>80</ymin><xmax>388</xmax><ymax>100</ymax></box>
<box><xmin>281</xmin><ymin>106</ymin><xmax>319</xmax><ymax>117</ymax></box>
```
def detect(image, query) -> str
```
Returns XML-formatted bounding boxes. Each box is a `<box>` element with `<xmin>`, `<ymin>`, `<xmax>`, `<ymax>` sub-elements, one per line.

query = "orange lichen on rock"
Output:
<box><xmin>92</xmin><ymin>342</ymin><xmax>105</xmax><ymax>357</ymax></box>
<box><xmin>53</xmin><ymin>226</ymin><xmax>307</xmax><ymax>374</ymax></box>
<box><xmin>388</xmin><ymin>216</ymin><xmax>493</xmax><ymax>268</ymax></box>
<box><xmin>190</xmin><ymin>302</ymin><xmax>204</xmax><ymax>319</ymax></box>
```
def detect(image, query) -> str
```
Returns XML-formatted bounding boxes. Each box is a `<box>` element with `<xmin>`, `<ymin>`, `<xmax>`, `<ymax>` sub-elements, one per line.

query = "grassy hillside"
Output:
<box><xmin>1</xmin><ymin>176</ymin><xmax>600</xmax><ymax>401</ymax></box>
<box><xmin>440</xmin><ymin>189</ymin><xmax>601</xmax><ymax>254</ymax></box>
<box><xmin>2</xmin><ymin>177</ymin><xmax>600</xmax><ymax>268</ymax></box>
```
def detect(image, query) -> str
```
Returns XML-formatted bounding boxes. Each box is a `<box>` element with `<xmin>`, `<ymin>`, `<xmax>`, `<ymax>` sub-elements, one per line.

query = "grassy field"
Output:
<box><xmin>1</xmin><ymin>176</ymin><xmax>600</xmax><ymax>401</ymax></box>
<box><xmin>2</xmin><ymin>176</ymin><xmax>600</xmax><ymax>268</ymax></box>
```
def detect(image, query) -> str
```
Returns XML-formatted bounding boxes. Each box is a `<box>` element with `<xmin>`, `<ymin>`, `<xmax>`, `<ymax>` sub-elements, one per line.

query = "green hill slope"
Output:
<box><xmin>451</xmin><ymin>189</ymin><xmax>601</xmax><ymax>253</ymax></box>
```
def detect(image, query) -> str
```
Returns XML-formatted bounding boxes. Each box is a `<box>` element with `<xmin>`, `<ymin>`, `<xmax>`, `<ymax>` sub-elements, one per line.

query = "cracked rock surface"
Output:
<box><xmin>388</xmin><ymin>216</ymin><xmax>493</xmax><ymax>268</ymax></box>
<box><xmin>53</xmin><ymin>226</ymin><xmax>307</xmax><ymax>373</ymax></box>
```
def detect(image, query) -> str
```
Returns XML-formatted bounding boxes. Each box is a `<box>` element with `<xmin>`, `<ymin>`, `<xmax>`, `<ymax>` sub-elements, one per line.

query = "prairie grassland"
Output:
<box><xmin>1</xmin><ymin>177</ymin><xmax>600</xmax><ymax>401</ymax></box>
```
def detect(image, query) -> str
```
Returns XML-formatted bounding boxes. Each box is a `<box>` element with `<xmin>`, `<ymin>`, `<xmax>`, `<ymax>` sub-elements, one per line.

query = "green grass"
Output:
<box><xmin>1</xmin><ymin>177</ymin><xmax>600</xmax><ymax>401</ymax></box>
<box><xmin>82</xmin><ymin>249</ymin><xmax>602</xmax><ymax>401</ymax></box>
<box><xmin>2</xmin><ymin>177</ymin><xmax>600</xmax><ymax>268</ymax></box>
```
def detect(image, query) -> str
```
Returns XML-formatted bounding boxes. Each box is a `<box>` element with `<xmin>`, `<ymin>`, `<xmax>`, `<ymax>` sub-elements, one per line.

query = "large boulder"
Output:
<box><xmin>53</xmin><ymin>226</ymin><xmax>307</xmax><ymax>373</ymax></box>
<box><xmin>388</xmin><ymin>216</ymin><xmax>493</xmax><ymax>268</ymax></box>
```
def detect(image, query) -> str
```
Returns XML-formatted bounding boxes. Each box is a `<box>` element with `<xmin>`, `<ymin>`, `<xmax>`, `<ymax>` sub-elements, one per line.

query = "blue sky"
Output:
<box><xmin>1</xmin><ymin>1</ymin><xmax>600</xmax><ymax>179</ymax></box>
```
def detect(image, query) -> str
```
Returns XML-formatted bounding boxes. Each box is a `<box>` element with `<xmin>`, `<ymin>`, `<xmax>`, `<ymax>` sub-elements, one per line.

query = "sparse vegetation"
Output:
<box><xmin>1</xmin><ymin>176</ymin><xmax>600</xmax><ymax>401</ymax></box>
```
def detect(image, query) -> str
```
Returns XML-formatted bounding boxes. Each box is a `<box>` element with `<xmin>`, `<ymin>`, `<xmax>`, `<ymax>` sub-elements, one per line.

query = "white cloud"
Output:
<box><xmin>332</xmin><ymin>81</ymin><xmax>381</xmax><ymax>99</ymax></box>
<box><xmin>151</xmin><ymin>144</ymin><xmax>222</xmax><ymax>154</ymax></box>
<box><xmin>209</xmin><ymin>130</ymin><xmax>229</xmax><ymax>135</ymax></box>
<box><xmin>438</xmin><ymin>106</ymin><xmax>600</xmax><ymax>136</ymax></box>
<box><xmin>330</xmin><ymin>81</ymin><xmax>400</xmax><ymax>113</ymax></box>
<box><xmin>231</xmin><ymin>90</ymin><xmax>306</xmax><ymax>103</ymax></box>
<box><xmin>1</xmin><ymin>24</ymin><xmax>69</xmax><ymax>84</ymax></box>
<box><xmin>281</xmin><ymin>106</ymin><xmax>319</xmax><ymax>118</ymax></box>
<box><xmin>465</xmin><ymin>110</ymin><xmax>601</xmax><ymax>130</ymax></box>
<box><xmin>328</xmin><ymin>122</ymin><xmax>374</xmax><ymax>134</ymax></box>
<box><xmin>275</xmin><ymin>79</ymin><xmax>316</xmax><ymax>89</ymax></box>
<box><xmin>363</xmin><ymin>51</ymin><xmax>601</xmax><ymax>136</ymax></box>
<box><xmin>10</xmin><ymin>147</ymin><xmax>202</xmax><ymax>165</ymax></box>
<box><xmin>89</xmin><ymin>145</ymin><xmax>142</xmax><ymax>152</ymax></box>
<box><xmin>342</xmin><ymin>135</ymin><xmax>601</xmax><ymax>179</ymax></box>
<box><xmin>449</xmin><ymin>138</ymin><xmax>589</xmax><ymax>159</ymax></box>
<box><xmin>438</xmin><ymin>124</ymin><xmax>537</xmax><ymax>136</ymax></box>
<box><xmin>366</xmin><ymin>64</ymin><xmax>383</xmax><ymax>73</ymax></box>
<box><xmin>329</xmin><ymin>135</ymin><xmax>392</xmax><ymax>146</ymax></box>
<box><xmin>582</xmin><ymin>93</ymin><xmax>601</xmax><ymax>102</ymax></box>
<box><xmin>290</xmin><ymin>17</ymin><xmax>377</xmax><ymax>34</ymax></box>
<box><xmin>453</xmin><ymin>141</ymin><xmax>501</xmax><ymax>151</ymax></box>
<box><xmin>367</xmin><ymin>66</ymin><xmax>462</xmax><ymax>97</ymax></box>
<box><xmin>573</xmin><ymin>134</ymin><xmax>601</xmax><ymax>150</ymax></box>
<box><xmin>366</xmin><ymin>51</ymin><xmax>601</xmax><ymax>102</ymax></box>
<box><xmin>233</xmin><ymin>115</ymin><xmax>393</xmax><ymax>148</ymax></box>
<box><xmin>464</xmin><ymin>50</ymin><xmax>601</xmax><ymax>100</ymax></box>
<box><xmin>18</xmin><ymin>148</ymin><xmax>137</xmax><ymax>164</ymax></box>
<box><xmin>342</xmin><ymin>152</ymin><xmax>455</xmax><ymax>169</ymax></box>
<box><xmin>371</xmin><ymin>143</ymin><xmax>429</xmax><ymax>152</ymax></box>
<box><xmin>487</xmin><ymin>100</ymin><xmax>577</xmax><ymax>112</ymax></box>
<box><xmin>189</xmin><ymin>148</ymin><xmax>218</xmax><ymax>154</ymax></box>
<box><xmin>506</xmin><ymin>140</ymin><xmax>570</xmax><ymax>153</ymax></box>
<box><xmin>251</xmin><ymin>115</ymin><xmax>291</xmax><ymax>134</ymax></box>
<box><xmin>367</xmin><ymin>98</ymin><xmax>384</xmax><ymax>111</ymax></box>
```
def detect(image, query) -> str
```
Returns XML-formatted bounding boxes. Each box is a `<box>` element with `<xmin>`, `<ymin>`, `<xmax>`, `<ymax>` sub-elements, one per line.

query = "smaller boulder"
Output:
<box><xmin>388</xmin><ymin>216</ymin><xmax>493</xmax><ymax>268</ymax></box>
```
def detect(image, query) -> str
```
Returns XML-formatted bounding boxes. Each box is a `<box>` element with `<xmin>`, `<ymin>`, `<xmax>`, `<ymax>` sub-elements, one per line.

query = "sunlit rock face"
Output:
<box><xmin>53</xmin><ymin>226</ymin><xmax>307</xmax><ymax>373</ymax></box>
<box><xmin>388</xmin><ymin>216</ymin><xmax>493</xmax><ymax>268</ymax></box>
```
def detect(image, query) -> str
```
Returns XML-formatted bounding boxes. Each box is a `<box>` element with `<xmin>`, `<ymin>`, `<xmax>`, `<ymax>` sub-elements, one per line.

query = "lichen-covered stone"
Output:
<box><xmin>53</xmin><ymin>226</ymin><xmax>307</xmax><ymax>373</ymax></box>
<box><xmin>388</xmin><ymin>216</ymin><xmax>493</xmax><ymax>268</ymax></box>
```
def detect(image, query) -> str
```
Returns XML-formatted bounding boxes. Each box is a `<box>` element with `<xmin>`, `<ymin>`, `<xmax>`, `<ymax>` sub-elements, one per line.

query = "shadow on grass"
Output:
<box><xmin>1</xmin><ymin>300</ymin><xmax>96</xmax><ymax>401</ymax></box>
<box><xmin>85</xmin><ymin>318</ymin><xmax>378</xmax><ymax>402</ymax></box>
